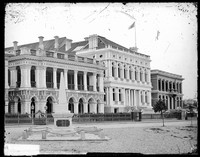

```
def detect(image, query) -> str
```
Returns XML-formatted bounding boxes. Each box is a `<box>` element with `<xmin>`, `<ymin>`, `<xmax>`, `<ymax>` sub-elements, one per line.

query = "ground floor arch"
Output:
<box><xmin>68</xmin><ymin>97</ymin><xmax>75</xmax><ymax>113</ymax></box>
<box><xmin>46</xmin><ymin>96</ymin><xmax>53</xmax><ymax>113</ymax></box>
<box><xmin>78</xmin><ymin>98</ymin><xmax>84</xmax><ymax>114</ymax></box>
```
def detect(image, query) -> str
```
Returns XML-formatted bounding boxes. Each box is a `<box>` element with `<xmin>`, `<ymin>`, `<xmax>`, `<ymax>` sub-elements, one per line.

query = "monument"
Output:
<box><xmin>52</xmin><ymin>72</ymin><xmax>74</xmax><ymax>128</ymax></box>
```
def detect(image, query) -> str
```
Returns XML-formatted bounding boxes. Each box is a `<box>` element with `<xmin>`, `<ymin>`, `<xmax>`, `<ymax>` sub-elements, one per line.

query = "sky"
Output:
<box><xmin>5</xmin><ymin>3</ymin><xmax>197</xmax><ymax>100</ymax></box>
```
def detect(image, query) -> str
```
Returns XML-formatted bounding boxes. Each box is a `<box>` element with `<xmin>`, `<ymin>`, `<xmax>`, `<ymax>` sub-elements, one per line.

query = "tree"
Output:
<box><xmin>185</xmin><ymin>104</ymin><xmax>196</xmax><ymax>126</ymax></box>
<box><xmin>152</xmin><ymin>99</ymin><xmax>168</xmax><ymax>127</ymax></box>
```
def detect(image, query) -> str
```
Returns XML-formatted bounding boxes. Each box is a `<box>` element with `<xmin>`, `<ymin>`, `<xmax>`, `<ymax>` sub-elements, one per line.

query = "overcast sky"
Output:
<box><xmin>5</xmin><ymin>3</ymin><xmax>197</xmax><ymax>99</ymax></box>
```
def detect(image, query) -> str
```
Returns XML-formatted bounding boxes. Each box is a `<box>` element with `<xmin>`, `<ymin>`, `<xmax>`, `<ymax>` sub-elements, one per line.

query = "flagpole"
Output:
<box><xmin>135</xmin><ymin>22</ymin><xmax>137</xmax><ymax>48</ymax></box>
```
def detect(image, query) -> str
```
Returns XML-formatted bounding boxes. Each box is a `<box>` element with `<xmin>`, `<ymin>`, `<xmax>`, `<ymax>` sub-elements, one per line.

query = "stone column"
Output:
<box><xmin>147</xmin><ymin>91</ymin><xmax>151</xmax><ymax>106</ymax></box>
<box><xmin>5</xmin><ymin>101</ymin><xmax>9</xmax><ymax>113</ymax></box>
<box><xmin>93</xmin><ymin>72</ymin><xmax>97</xmax><ymax>92</ymax></box>
<box><xmin>115</xmin><ymin>63</ymin><xmax>118</xmax><ymax>78</ymax></box>
<box><xmin>133</xmin><ymin>89</ymin><xmax>136</xmax><ymax>107</ymax></box>
<box><xmin>10</xmin><ymin>67</ymin><xmax>17</xmax><ymax>88</ymax></box>
<box><xmin>38</xmin><ymin>67</ymin><xmax>46</xmax><ymax>88</ymax></box>
<box><xmin>109</xmin><ymin>87</ymin><xmax>113</xmax><ymax>106</ymax></box>
<box><xmin>23</xmin><ymin>101</ymin><xmax>31</xmax><ymax>114</ymax></box>
<box><xmin>35</xmin><ymin>66</ymin><xmax>40</xmax><ymax>88</ymax></box>
<box><xmin>93</xmin><ymin>103</ymin><xmax>97</xmax><ymax>113</ymax></box>
<box><xmin>83</xmin><ymin>102</ymin><xmax>88</xmax><ymax>113</ymax></box>
<box><xmin>130</xmin><ymin>89</ymin><xmax>133</xmax><ymax>106</ymax></box>
<box><xmin>137</xmin><ymin>70</ymin><xmax>140</xmax><ymax>82</ymax></box>
<box><xmin>74</xmin><ymin>70</ymin><xmax>78</xmax><ymax>90</ymax></box>
<box><xmin>84</xmin><ymin>71</ymin><xmax>87</xmax><ymax>91</ymax></box>
<box><xmin>142</xmin><ymin>91</ymin><xmax>145</xmax><ymax>104</ymax></box>
<box><xmin>132</xmin><ymin>67</ymin><xmax>135</xmax><ymax>81</ymax></box>
<box><xmin>64</xmin><ymin>69</ymin><xmax>68</xmax><ymax>89</ymax></box>
<box><xmin>122</xmin><ymin>88</ymin><xmax>125</xmax><ymax>105</ymax></box>
<box><xmin>106</xmin><ymin>87</ymin><xmax>109</xmax><ymax>105</ymax></box>
<box><xmin>148</xmin><ymin>70</ymin><xmax>151</xmax><ymax>83</ymax></box>
<box><xmin>99</xmin><ymin>73</ymin><xmax>104</xmax><ymax>92</ymax></box>
<box><xmin>14</xmin><ymin>101</ymin><xmax>18</xmax><ymax>113</ymax></box>
<box><xmin>98</xmin><ymin>103</ymin><xmax>104</xmax><ymax>113</ymax></box>
<box><xmin>20</xmin><ymin>65</ymin><xmax>31</xmax><ymax>88</ymax></box>
<box><xmin>175</xmin><ymin>97</ymin><xmax>177</xmax><ymax>109</ymax></box>
<box><xmin>53</xmin><ymin>68</ymin><xmax>57</xmax><ymax>89</ymax></box>
<box><xmin>115</xmin><ymin>88</ymin><xmax>119</xmax><ymax>104</ymax></box>
<box><xmin>138</xmin><ymin>90</ymin><xmax>141</xmax><ymax>107</ymax></box>
<box><xmin>121</xmin><ymin>65</ymin><xmax>124</xmax><ymax>79</ymax></box>
<box><xmin>5</xmin><ymin>60</ymin><xmax>9</xmax><ymax>89</ymax></box>
<box><xmin>127</xmin><ymin>67</ymin><xmax>130</xmax><ymax>80</ymax></box>
<box><xmin>74</xmin><ymin>102</ymin><xmax>78</xmax><ymax>114</ymax></box>
<box><xmin>108</xmin><ymin>60</ymin><xmax>112</xmax><ymax>77</ymax></box>
<box><xmin>128</xmin><ymin>89</ymin><xmax>130</xmax><ymax>106</ymax></box>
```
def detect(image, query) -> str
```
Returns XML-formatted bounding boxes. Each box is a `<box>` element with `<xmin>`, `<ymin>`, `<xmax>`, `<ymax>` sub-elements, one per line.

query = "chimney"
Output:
<box><xmin>38</xmin><ymin>36</ymin><xmax>44</xmax><ymax>50</ymax></box>
<box><xmin>84</xmin><ymin>37</ymin><xmax>89</xmax><ymax>41</ymax></box>
<box><xmin>88</xmin><ymin>34</ymin><xmax>98</xmax><ymax>49</ymax></box>
<box><xmin>54</xmin><ymin>36</ymin><xmax>59</xmax><ymax>49</ymax></box>
<box><xmin>13</xmin><ymin>41</ymin><xmax>18</xmax><ymax>51</ymax></box>
<box><xmin>65</xmin><ymin>38</ymin><xmax>72</xmax><ymax>51</ymax></box>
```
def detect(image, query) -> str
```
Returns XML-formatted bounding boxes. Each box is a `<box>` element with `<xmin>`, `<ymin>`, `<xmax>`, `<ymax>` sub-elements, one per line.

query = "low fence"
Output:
<box><xmin>5</xmin><ymin>112</ymin><xmax>196</xmax><ymax>125</ymax></box>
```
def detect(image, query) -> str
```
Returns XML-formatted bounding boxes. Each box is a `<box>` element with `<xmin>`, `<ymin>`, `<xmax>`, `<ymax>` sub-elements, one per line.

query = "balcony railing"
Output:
<box><xmin>31</xmin><ymin>81</ymin><xmax>36</xmax><ymax>87</ymax></box>
<box><xmin>16</xmin><ymin>81</ymin><xmax>21</xmax><ymax>88</ymax></box>
<box><xmin>68</xmin><ymin>84</ymin><xmax>74</xmax><ymax>90</ymax></box>
<box><xmin>78</xmin><ymin>85</ymin><xmax>84</xmax><ymax>90</ymax></box>
<box><xmin>87</xmin><ymin>85</ymin><xmax>93</xmax><ymax>91</ymax></box>
<box><xmin>46</xmin><ymin>82</ymin><xmax>54</xmax><ymax>88</ymax></box>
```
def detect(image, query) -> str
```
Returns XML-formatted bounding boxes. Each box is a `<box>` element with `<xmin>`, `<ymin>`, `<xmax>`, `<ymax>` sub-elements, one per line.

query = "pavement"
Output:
<box><xmin>5</xmin><ymin>118</ymin><xmax>197</xmax><ymax>129</ymax></box>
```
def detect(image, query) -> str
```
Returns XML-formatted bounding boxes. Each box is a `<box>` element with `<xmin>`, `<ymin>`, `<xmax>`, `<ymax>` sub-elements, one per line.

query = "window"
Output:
<box><xmin>112</xmin><ymin>63</ymin><xmax>115</xmax><ymax>77</ymax></box>
<box><xmin>145</xmin><ymin>92</ymin><xmax>148</xmax><ymax>103</ymax></box>
<box><xmin>104</xmin><ymin>88</ymin><xmax>106</xmax><ymax>101</ymax></box>
<box><xmin>119</xmin><ymin>89</ymin><xmax>121</xmax><ymax>101</ymax></box>
<box><xmin>100</xmin><ymin>55</ymin><xmax>103</xmax><ymax>58</ymax></box>
<box><xmin>118</xmin><ymin>64</ymin><xmax>120</xmax><ymax>78</ymax></box>
<box><xmin>31</xmin><ymin>66</ymin><xmax>36</xmax><ymax>87</ymax></box>
<box><xmin>57</xmin><ymin>53</ymin><xmax>64</xmax><ymax>59</ymax></box>
<box><xmin>113</xmin><ymin>88</ymin><xmax>115</xmax><ymax>101</ymax></box>
<box><xmin>46</xmin><ymin>51</ymin><xmax>54</xmax><ymax>57</ymax></box>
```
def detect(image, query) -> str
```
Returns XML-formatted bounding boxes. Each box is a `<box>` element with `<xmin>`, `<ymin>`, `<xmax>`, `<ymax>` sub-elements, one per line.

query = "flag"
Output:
<box><xmin>128</xmin><ymin>22</ymin><xmax>135</xmax><ymax>29</ymax></box>
<box><xmin>155</xmin><ymin>30</ymin><xmax>160</xmax><ymax>40</ymax></box>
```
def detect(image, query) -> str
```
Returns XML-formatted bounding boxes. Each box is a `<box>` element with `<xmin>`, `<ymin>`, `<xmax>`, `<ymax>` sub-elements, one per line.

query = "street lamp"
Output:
<box><xmin>31</xmin><ymin>104</ymin><xmax>34</xmax><ymax>125</ymax></box>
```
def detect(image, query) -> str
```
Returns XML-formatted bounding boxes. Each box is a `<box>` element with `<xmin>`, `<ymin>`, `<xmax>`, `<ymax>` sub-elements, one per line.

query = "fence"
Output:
<box><xmin>4</xmin><ymin>112</ymin><xmax>190</xmax><ymax>125</ymax></box>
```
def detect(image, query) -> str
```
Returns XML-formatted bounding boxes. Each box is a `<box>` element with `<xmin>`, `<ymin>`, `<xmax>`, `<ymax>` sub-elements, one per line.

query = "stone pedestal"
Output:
<box><xmin>52</xmin><ymin>113</ymin><xmax>74</xmax><ymax>128</ymax></box>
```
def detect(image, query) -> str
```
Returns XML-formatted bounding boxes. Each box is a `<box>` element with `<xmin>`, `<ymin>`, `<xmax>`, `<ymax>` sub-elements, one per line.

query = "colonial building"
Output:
<box><xmin>151</xmin><ymin>69</ymin><xmax>184</xmax><ymax>110</ymax></box>
<box><xmin>75</xmin><ymin>34</ymin><xmax>152</xmax><ymax>113</ymax></box>
<box><xmin>5</xmin><ymin>36</ymin><xmax>105</xmax><ymax>115</ymax></box>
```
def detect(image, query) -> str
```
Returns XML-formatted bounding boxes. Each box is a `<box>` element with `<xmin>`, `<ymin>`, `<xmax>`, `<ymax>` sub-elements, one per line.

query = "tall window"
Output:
<box><xmin>31</xmin><ymin>66</ymin><xmax>36</xmax><ymax>87</ymax></box>
<box><xmin>124</xmin><ymin>65</ymin><xmax>126</xmax><ymax>79</ymax></box>
<box><xmin>16</xmin><ymin>66</ymin><xmax>21</xmax><ymax>88</ymax></box>
<box><xmin>118</xmin><ymin>64</ymin><xmax>120</xmax><ymax>78</ymax></box>
<box><xmin>78</xmin><ymin>72</ymin><xmax>84</xmax><ymax>90</ymax></box>
<box><xmin>135</xmin><ymin>69</ymin><xmax>137</xmax><ymax>80</ymax></box>
<box><xmin>162</xmin><ymin>80</ymin><xmax>165</xmax><ymax>91</ymax></box>
<box><xmin>113</xmin><ymin>88</ymin><xmax>115</xmax><ymax>101</ymax></box>
<box><xmin>129</xmin><ymin>67</ymin><xmax>132</xmax><ymax>80</ymax></box>
<box><xmin>46</xmin><ymin>67</ymin><xmax>53</xmax><ymax>88</ymax></box>
<box><xmin>8</xmin><ymin>69</ymin><xmax>10</xmax><ymax>86</ymax></box>
<box><xmin>68</xmin><ymin>70</ymin><xmax>74</xmax><ymax>90</ymax></box>
<box><xmin>104</xmin><ymin>88</ymin><xmax>106</xmax><ymax>101</ymax></box>
<box><xmin>158</xmin><ymin>80</ymin><xmax>161</xmax><ymax>91</ymax></box>
<box><xmin>112</xmin><ymin>62</ymin><xmax>114</xmax><ymax>77</ymax></box>
<box><xmin>166</xmin><ymin>81</ymin><xmax>168</xmax><ymax>91</ymax></box>
<box><xmin>119</xmin><ymin>89</ymin><xmax>121</xmax><ymax>101</ymax></box>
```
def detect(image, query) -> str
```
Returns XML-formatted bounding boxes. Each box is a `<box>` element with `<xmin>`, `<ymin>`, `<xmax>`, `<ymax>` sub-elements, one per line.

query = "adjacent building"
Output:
<box><xmin>5</xmin><ymin>36</ymin><xmax>105</xmax><ymax>115</ymax></box>
<box><xmin>75</xmin><ymin>34</ymin><xmax>153</xmax><ymax>113</ymax></box>
<box><xmin>151</xmin><ymin>69</ymin><xmax>184</xmax><ymax>110</ymax></box>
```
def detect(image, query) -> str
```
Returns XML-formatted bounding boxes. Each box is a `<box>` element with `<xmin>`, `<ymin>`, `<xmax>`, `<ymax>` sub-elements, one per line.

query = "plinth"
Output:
<box><xmin>52</xmin><ymin>112</ymin><xmax>74</xmax><ymax>128</ymax></box>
